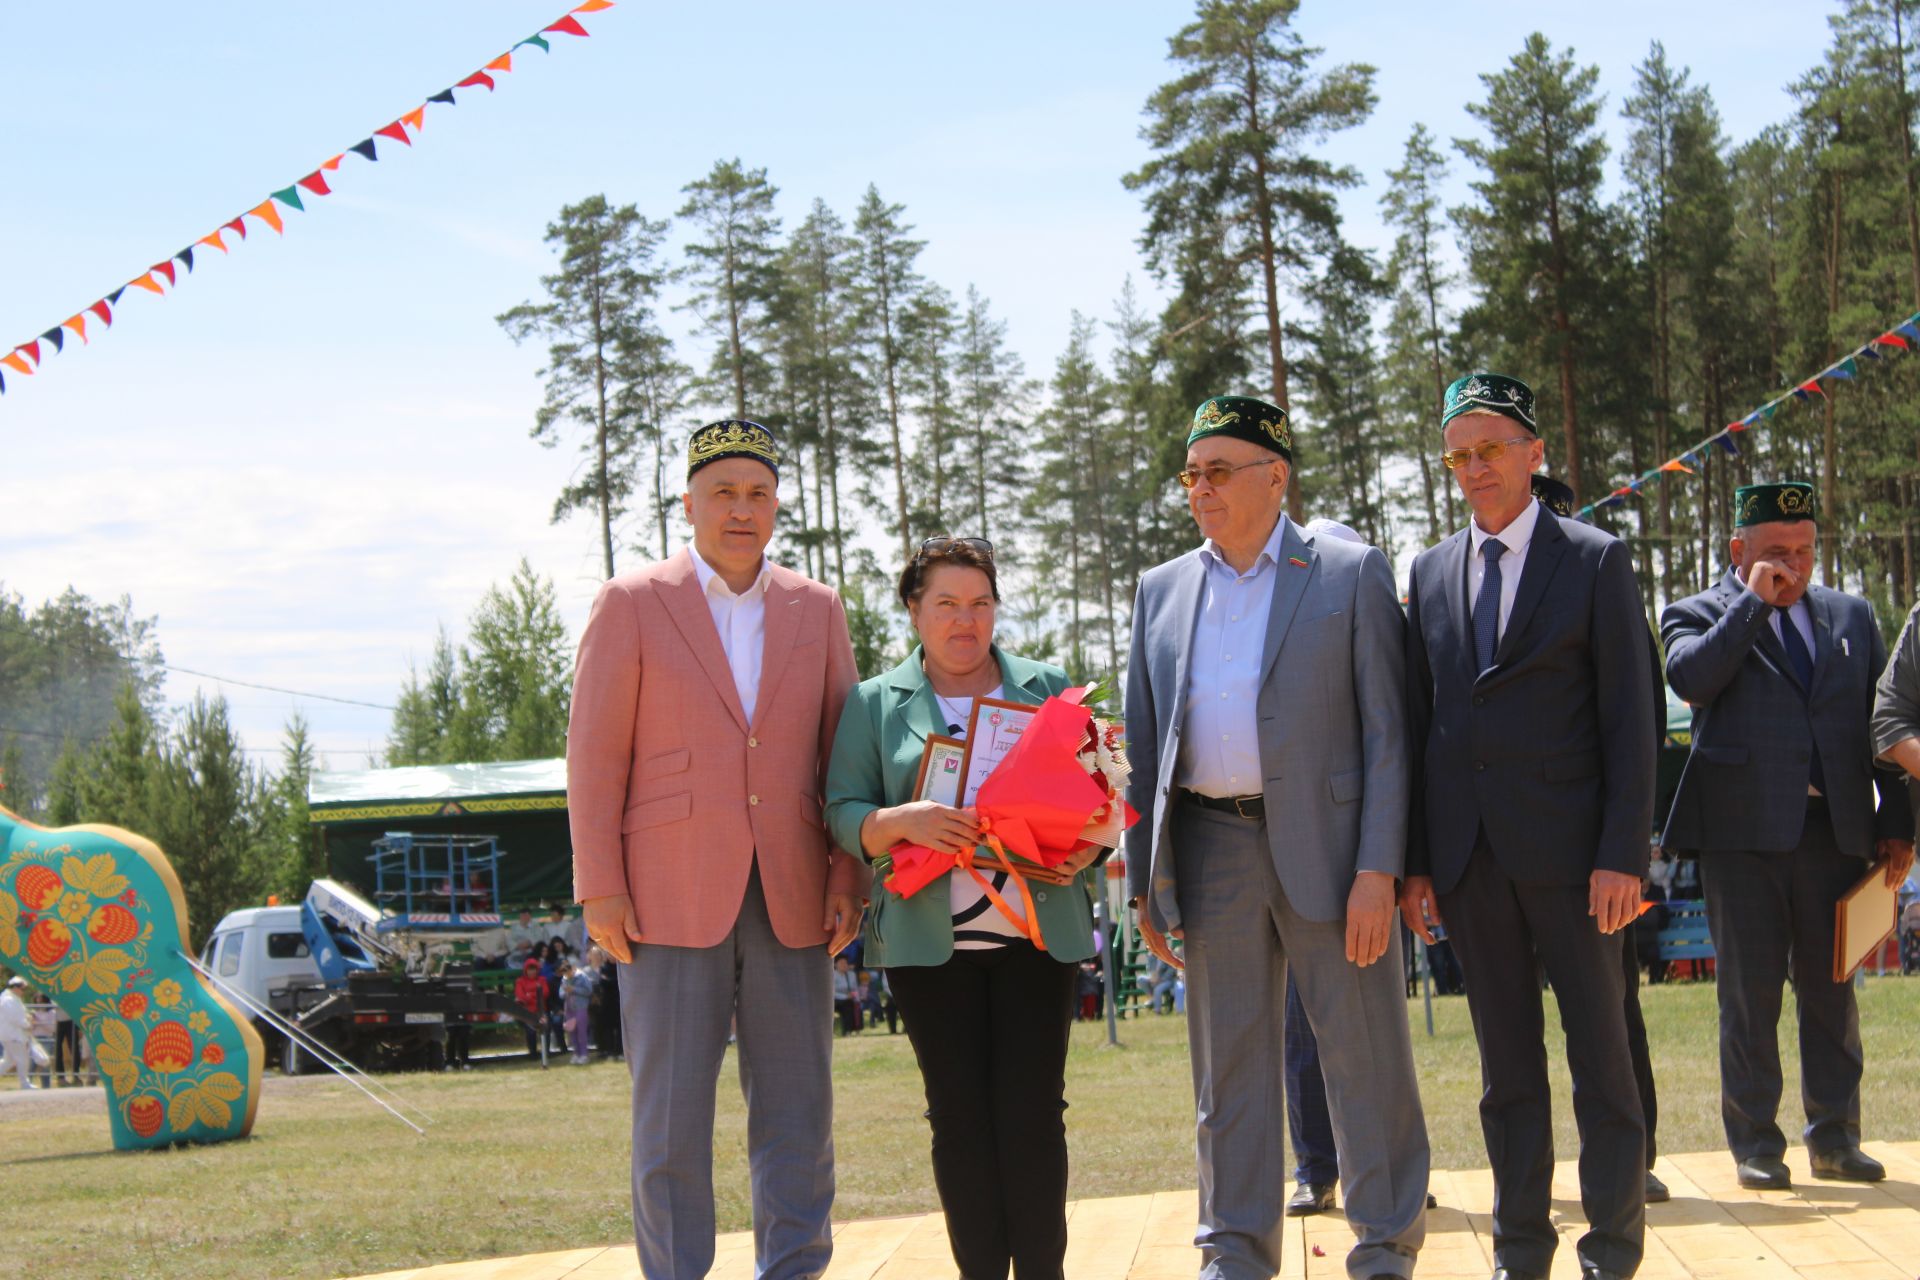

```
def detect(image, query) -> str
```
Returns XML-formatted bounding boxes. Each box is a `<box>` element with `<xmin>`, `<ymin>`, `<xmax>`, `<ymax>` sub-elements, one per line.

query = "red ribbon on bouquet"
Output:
<box><xmin>882</xmin><ymin>687</ymin><xmax>1139</xmax><ymax>950</ymax></box>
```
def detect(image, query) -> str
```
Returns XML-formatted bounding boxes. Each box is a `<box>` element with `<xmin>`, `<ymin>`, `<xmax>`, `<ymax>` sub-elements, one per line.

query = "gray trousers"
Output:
<box><xmin>619</xmin><ymin>865</ymin><xmax>835</xmax><ymax>1280</ymax></box>
<box><xmin>1174</xmin><ymin>802</ymin><xmax>1429</xmax><ymax>1280</ymax></box>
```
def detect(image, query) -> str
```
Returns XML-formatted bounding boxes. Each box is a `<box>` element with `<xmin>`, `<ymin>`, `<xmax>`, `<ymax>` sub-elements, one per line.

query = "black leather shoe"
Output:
<box><xmin>1285</xmin><ymin>1181</ymin><xmax>1335</xmax><ymax>1215</ymax></box>
<box><xmin>1736</xmin><ymin>1155</ymin><xmax>1792</xmax><ymax>1190</ymax></box>
<box><xmin>1490</xmin><ymin>1268</ymin><xmax>1545</xmax><ymax>1280</ymax></box>
<box><xmin>1580</xmin><ymin>1269</ymin><xmax>1629</xmax><ymax>1280</ymax></box>
<box><xmin>1644</xmin><ymin>1169</ymin><xmax>1670</xmax><ymax>1203</ymax></box>
<box><xmin>1810</xmin><ymin>1146</ymin><xmax>1886</xmax><ymax>1182</ymax></box>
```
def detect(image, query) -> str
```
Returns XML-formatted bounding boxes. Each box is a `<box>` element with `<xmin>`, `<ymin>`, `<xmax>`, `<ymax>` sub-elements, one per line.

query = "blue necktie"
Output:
<box><xmin>1777</xmin><ymin>605</ymin><xmax>1826</xmax><ymax>791</ymax></box>
<box><xmin>1473</xmin><ymin>538</ymin><xmax>1507</xmax><ymax>674</ymax></box>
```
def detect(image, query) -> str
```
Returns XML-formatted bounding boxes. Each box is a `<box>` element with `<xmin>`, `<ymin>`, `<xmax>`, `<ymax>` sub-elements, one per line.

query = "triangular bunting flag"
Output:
<box><xmin>544</xmin><ymin>14</ymin><xmax>590</xmax><ymax>35</ymax></box>
<box><xmin>1727</xmin><ymin>419</ymin><xmax>1749</xmax><ymax>433</ymax></box>
<box><xmin>225</xmin><ymin>216</ymin><xmax>248</xmax><ymax>239</ymax></box>
<box><xmin>249</xmin><ymin>200</ymin><xmax>285</xmax><ymax>234</ymax></box>
<box><xmin>401</xmin><ymin>106</ymin><xmax>425</xmax><ymax>132</ymax></box>
<box><xmin>63</xmin><ymin>313</ymin><xmax>88</xmax><ymax>343</ymax></box>
<box><xmin>297</xmin><ymin>171</ymin><xmax>332</xmax><ymax>196</ymax></box>
<box><xmin>456</xmin><ymin>71</ymin><xmax>496</xmax><ymax>91</ymax></box>
<box><xmin>2</xmin><ymin>351</ymin><xmax>34</xmax><ymax>376</ymax></box>
<box><xmin>1826</xmin><ymin>357</ymin><xmax>1857</xmax><ymax>379</ymax></box>
<box><xmin>36</xmin><ymin>327</ymin><xmax>61</xmax><ymax>353</ymax></box>
<box><xmin>573</xmin><ymin>0</ymin><xmax>616</xmax><ymax>11</ymax></box>
<box><xmin>0</xmin><ymin>368</ymin><xmax>6</xmax><ymax>394</ymax></box>
<box><xmin>350</xmin><ymin>138</ymin><xmax>378</xmax><ymax>162</ymax></box>
<box><xmin>88</xmin><ymin>301</ymin><xmax>112</xmax><ymax>326</ymax></box>
<box><xmin>175</xmin><ymin>246</ymin><xmax>194</xmax><ymax>272</ymax></box>
<box><xmin>1760</xmin><ymin>402</ymin><xmax>1779</xmax><ymax>419</ymax></box>
<box><xmin>1880</xmin><ymin>331</ymin><xmax>1911</xmax><ymax>349</ymax></box>
<box><xmin>375</xmin><ymin>121</ymin><xmax>412</xmax><ymax>145</ymax></box>
<box><xmin>427</xmin><ymin>88</ymin><xmax>455</xmax><ymax>105</ymax></box>
<box><xmin>1794</xmin><ymin>379</ymin><xmax>1824</xmax><ymax>398</ymax></box>
<box><xmin>1859</xmin><ymin>343</ymin><xmax>1881</xmax><ymax>359</ymax></box>
<box><xmin>1659</xmin><ymin>459</ymin><xmax>1694</xmax><ymax>474</ymax></box>
<box><xmin>151</xmin><ymin>261</ymin><xmax>176</xmax><ymax>287</ymax></box>
<box><xmin>516</xmin><ymin>34</ymin><xmax>551</xmax><ymax>52</ymax></box>
<box><xmin>271</xmin><ymin>185</ymin><xmax>305</xmax><ymax>212</ymax></box>
<box><xmin>18</xmin><ymin>340</ymin><xmax>40</xmax><ymax>366</ymax></box>
<box><xmin>322</xmin><ymin>154</ymin><xmax>344</xmax><ymax>171</ymax></box>
<box><xmin>485</xmin><ymin>53</ymin><xmax>512</xmax><ymax>73</ymax></box>
<box><xmin>1898</xmin><ymin>322</ymin><xmax>1920</xmax><ymax>342</ymax></box>
<box><xmin>129</xmin><ymin>272</ymin><xmax>164</xmax><ymax>295</ymax></box>
<box><xmin>200</xmin><ymin>230</ymin><xmax>229</xmax><ymax>254</ymax></box>
<box><xmin>106</xmin><ymin>287</ymin><xmax>127</xmax><ymax>305</ymax></box>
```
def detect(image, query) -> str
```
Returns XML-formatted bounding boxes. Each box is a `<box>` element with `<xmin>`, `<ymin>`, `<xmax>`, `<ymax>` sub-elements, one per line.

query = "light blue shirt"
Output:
<box><xmin>1177</xmin><ymin>516</ymin><xmax>1290</xmax><ymax>797</ymax></box>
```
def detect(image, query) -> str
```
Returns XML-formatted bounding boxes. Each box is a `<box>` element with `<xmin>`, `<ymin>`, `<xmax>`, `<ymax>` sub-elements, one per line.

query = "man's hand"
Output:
<box><xmin>1398</xmin><ymin>875</ymin><xmax>1442</xmax><ymax>945</ymax></box>
<box><xmin>824</xmin><ymin>892</ymin><xmax>863</xmax><ymax>955</ymax></box>
<box><xmin>1345</xmin><ymin>871</ymin><xmax>1397</xmax><ymax>967</ymax></box>
<box><xmin>1745</xmin><ymin>558</ymin><xmax>1799</xmax><ymax>607</ymax></box>
<box><xmin>1589</xmin><ymin>869</ymin><xmax>1641</xmax><ymax>935</ymax></box>
<box><xmin>1877</xmin><ymin>838</ymin><xmax>1916</xmax><ymax>889</ymax></box>
<box><xmin>1131</xmin><ymin>896</ymin><xmax>1184</xmax><ymax>970</ymax></box>
<box><xmin>583</xmin><ymin>893</ymin><xmax>643</xmax><ymax>965</ymax></box>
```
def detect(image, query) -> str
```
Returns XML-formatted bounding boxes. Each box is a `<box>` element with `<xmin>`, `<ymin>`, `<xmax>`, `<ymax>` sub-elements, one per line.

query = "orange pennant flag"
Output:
<box><xmin>1659</xmin><ymin>459</ymin><xmax>1695</xmax><ymax>474</ymax></box>
<box><xmin>401</xmin><ymin>105</ymin><xmax>426</xmax><ymax>132</ymax></box>
<box><xmin>573</xmin><ymin>0</ymin><xmax>615</xmax><ymax>10</ymax></box>
<box><xmin>485</xmin><ymin>53</ymin><xmax>512</xmax><ymax>73</ymax></box>
<box><xmin>322</xmin><ymin>153</ymin><xmax>344</xmax><ymax>171</ymax></box>
<box><xmin>63</xmin><ymin>314</ymin><xmax>88</xmax><ymax>344</ymax></box>
<box><xmin>199</xmin><ymin>229</ymin><xmax>230</xmax><ymax>254</ymax></box>
<box><xmin>250</xmin><ymin>200</ymin><xmax>285</xmax><ymax>234</ymax></box>
<box><xmin>129</xmin><ymin>272</ymin><xmax>165</xmax><ymax>295</ymax></box>
<box><xmin>1</xmin><ymin>352</ymin><xmax>32</xmax><ymax>376</ymax></box>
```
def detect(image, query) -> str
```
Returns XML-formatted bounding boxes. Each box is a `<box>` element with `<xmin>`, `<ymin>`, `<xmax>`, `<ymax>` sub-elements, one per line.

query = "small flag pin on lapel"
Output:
<box><xmin>1288</xmin><ymin>556</ymin><xmax>1308</xmax><ymax>568</ymax></box>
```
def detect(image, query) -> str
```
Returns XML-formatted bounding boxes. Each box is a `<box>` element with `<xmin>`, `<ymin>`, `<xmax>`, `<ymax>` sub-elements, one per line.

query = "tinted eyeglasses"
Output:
<box><xmin>1440</xmin><ymin>436</ymin><xmax>1536</xmax><ymax>470</ymax></box>
<box><xmin>918</xmin><ymin>536</ymin><xmax>994</xmax><ymax>558</ymax></box>
<box><xmin>1175</xmin><ymin>459</ymin><xmax>1276</xmax><ymax>490</ymax></box>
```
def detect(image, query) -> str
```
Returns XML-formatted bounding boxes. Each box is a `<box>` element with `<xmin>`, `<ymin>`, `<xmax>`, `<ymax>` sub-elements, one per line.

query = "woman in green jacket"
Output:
<box><xmin>825</xmin><ymin>536</ymin><xmax>1100</xmax><ymax>1280</ymax></box>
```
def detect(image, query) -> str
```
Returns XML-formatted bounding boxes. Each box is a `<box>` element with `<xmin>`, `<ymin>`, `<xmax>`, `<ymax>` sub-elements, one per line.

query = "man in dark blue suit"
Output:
<box><xmin>1401</xmin><ymin>374</ymin><xmax>1655</xmax><ymax>1280</ymax></box>
<box><xmin>1661</xmin><ymin>481</ymin><xmax>1914</xmax><ymax>1190</ymax></box>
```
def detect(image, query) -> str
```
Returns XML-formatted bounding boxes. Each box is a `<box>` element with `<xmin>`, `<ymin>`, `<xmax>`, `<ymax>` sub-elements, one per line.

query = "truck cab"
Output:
<box><xmin>200</xmin><ymin>906</ymin><xmax>324</xmax><ymax>1024</ymax></box>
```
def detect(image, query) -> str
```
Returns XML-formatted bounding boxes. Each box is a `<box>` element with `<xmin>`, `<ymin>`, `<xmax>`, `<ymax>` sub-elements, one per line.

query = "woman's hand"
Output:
<box><xmin>1054</xmin><ymin>844</ymin><xmax>1101</xmax><ymax>876</ymax></box>
<box><xmin>868</xmin><ymin>802</ymin><xmax>981</xmax><ymax>857</ymax></box>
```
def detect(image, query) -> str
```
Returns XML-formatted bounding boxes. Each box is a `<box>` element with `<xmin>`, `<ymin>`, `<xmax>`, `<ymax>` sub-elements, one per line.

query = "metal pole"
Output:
<box><xmin>1419</xmin><ymin>935</ymin><xmax>1435</xmax><ymax>1038</ymax></box>
<box><xmin>1098</xmin><ymin>894</ymin><xmax>1122</xmax><ymax>1048</ymax></box>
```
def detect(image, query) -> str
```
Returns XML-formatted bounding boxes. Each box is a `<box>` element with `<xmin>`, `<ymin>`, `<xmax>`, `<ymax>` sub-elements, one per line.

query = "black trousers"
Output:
<box><xmin>1620</xmin><ymin>920</ymin><xmax>1659</xmax><ymax>1167</ymax></box>
<box><xmin>1699</xmin><ymin>799</ymin><xmax>1865</xmax><ymax>1161</ymax></box>
<box><xmin>888</xmin><ymin>941</ymin><xmax>1078</xmax><ymax>1280</ymax></box>
<box><xmin>1440</xmin><ymin>844</ymin><xmax>1645</xmax><ymax>1277</ymax></box>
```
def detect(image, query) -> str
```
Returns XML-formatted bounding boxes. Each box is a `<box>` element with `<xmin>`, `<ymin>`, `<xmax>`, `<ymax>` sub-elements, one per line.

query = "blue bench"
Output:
<box><xmin>1655</xmin><ymin>898</ymin><xmax>1715</xmax><ymax>977</ymax></box>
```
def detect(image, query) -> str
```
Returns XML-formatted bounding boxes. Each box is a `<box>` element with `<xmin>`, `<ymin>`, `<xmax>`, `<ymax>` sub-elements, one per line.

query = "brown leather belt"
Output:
<box><xmin>1180</xmin><ymin>789</ymin><xmax>1265</xmax><ymax>820</ymax></box>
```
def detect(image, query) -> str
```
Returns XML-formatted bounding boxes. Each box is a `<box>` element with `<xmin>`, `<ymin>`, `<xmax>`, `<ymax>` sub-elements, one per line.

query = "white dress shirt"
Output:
<box><xmin>1467</xmin><ymin>496</ymin><xmax>1544</xmax><ymax>642</ymax></box>
<box><xmin>688</xmin><ymin>544</ymin><xmax>771</xmax><ymax>721</ymax></box>
<box><xmin>1177</xmin><ymin>516</ymin><xmax>1291</xmax><ymax>798</ymax></box>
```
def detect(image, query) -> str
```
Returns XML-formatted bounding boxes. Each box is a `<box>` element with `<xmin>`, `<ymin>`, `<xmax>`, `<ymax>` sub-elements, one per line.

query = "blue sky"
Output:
<box><xmin>1</xmin><ymin>1</ymin><xmax>1834</xmax><ymax>767</ymax></box>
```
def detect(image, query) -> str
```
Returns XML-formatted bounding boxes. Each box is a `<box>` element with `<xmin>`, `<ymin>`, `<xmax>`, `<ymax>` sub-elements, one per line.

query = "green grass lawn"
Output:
<box><xmin>9</xmin><ymin>977</ymin><xmax>1920</xmax><ymax>1280</ymax></box>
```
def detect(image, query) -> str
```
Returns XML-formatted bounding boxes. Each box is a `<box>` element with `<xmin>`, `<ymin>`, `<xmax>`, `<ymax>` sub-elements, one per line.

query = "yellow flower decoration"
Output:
<box><xmin>187</xmin><ymin>1010</ymin><xmax>211</xmax><ymax>1034</ymax></box>
<box><xmin>153</xmin><ymin>978</ymin><xmax>182</xmax><ymax>1009</ymax></box>
<box><xmin>57</xmin><ymin>890</ymin><xmax>92</xmax><ymax>924</ymax></box>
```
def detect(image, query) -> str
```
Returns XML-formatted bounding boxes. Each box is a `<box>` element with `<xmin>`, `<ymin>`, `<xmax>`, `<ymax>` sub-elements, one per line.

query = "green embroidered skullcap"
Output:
<box><xmin>1734</xmin><ymin>481</ymin><xmax>1817</xmax><ymax>527</ymax></box>
<box><xmin>687</xmin><ymin>418</ymin><xmax>780</xmax><ymax>481</ymax></box>
<box><xmin>1530</xmin><ymin>473</ymin><xmax>1576</xmax><ymax>518</ymax></box>
<box><xmin>1442</xmin><ymin>372</ymin><xmax>1537</xmax><ymax>433</ymax></box>
<box><xmin>1187</xmin><ymin>395</ymin><xmax>1292</xmax><ymax>461</ymax></box>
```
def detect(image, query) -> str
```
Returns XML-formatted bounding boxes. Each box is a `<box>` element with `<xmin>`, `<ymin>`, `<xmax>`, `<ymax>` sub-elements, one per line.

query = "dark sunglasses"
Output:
<box><xmin>918</xmin><ymin>536</ymin><xmax>994</xmax><ymax>559</ymax></box>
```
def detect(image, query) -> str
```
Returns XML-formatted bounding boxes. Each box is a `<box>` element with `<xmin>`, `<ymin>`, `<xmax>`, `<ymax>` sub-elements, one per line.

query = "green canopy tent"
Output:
<box><xmin>308</xmin><ymin>759</ymin><xmax>574</xmax><ymax>910</ymax></box>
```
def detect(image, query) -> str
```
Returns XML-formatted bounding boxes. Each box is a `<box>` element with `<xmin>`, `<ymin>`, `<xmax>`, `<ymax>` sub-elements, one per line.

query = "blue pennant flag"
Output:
<box><xmin>1715</xmin><ymin>434</ymin><xmax>1740</xmax><ymax>457</ymax></box>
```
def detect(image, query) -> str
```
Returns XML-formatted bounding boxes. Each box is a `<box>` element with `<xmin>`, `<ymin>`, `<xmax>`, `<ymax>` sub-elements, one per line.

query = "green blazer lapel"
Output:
<box><xmin>996</xmin><ymin>648</ymin><xmax>1057</xmax><ymax>707</ymax></box>
<box><xmin>884</xmin><ymin>649</ymin><xmax>946</xmax><ymax>748</ymax></box>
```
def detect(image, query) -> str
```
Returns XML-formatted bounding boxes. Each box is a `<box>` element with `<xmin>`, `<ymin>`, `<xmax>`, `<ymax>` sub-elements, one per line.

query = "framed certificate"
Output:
<box><xmin>958</xmin><ymin>697</ymin><xmax>1040</xmax><ymax>807</ymax></box>
<box><xmin>1834</xmin><ymin>864</ymin><xmax>1898</xmax><ymax>981</ymax></box>
<box><xmin>912</xmin><ymin>735</ymin><xmax>968</xmax><ymax>806</ymax></box>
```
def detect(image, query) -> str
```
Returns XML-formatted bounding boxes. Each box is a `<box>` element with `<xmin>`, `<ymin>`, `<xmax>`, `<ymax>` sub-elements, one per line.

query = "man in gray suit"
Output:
<box><xmin>1662</xmin><ymin>481</ymin><xmax>1914</xmax><ymax>1189</ymax></box>
<box><xmin>1400</xmin><ymin>373</ymin><xmax>1654</xmax><ymax>1280</ymax></box>
<box><xmin>1125</xmin><ymin>395</ymin><xmax>1429</xmax><ymax>1280</ymax></box>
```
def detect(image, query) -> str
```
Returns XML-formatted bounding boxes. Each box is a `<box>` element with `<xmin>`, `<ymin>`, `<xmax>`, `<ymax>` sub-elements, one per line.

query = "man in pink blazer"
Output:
<box><xmin>569</xmin><ymin>418</ymin><xmax>864</xmax><ymax>1280</ymax></box>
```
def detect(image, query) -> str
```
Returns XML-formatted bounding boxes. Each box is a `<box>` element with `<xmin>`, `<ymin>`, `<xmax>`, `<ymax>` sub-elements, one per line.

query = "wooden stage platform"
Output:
<box><xmin>346</xmin><ymin>1140</ymin><xmax>1920</xmax><ymax>1279</ymax></box>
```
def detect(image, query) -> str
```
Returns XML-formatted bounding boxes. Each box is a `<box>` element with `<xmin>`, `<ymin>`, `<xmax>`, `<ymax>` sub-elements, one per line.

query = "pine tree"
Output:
<box><xmin>852</xmin><ymin>185</ymin><xmax>928</xmax><ymax>564</ymax></box>
<box><xmin>497</xmin><ymin>195</ymin><xmax>672</xmax><ymax>580</ymax></box>
<box><xmin>1125</xmin><ymin>0</ymin><xmax>1375</xmax><ymax>521</ymax></box>
<box><xmin>1378</xmin><ymin>123</ymin><xmax>1457</xmax><ymax>537</ymax></box>
<box><xmin>954</xmin><ymin>286</ymin><xmax>1033</xmax><ymax>545</ymax></box>
<box><xmin>679</xmin><ymin>159</ymin><xmax>783</xmax><ymax>419</ymax></box>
